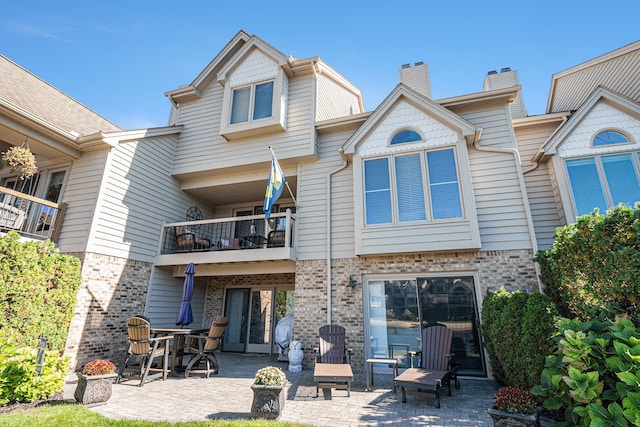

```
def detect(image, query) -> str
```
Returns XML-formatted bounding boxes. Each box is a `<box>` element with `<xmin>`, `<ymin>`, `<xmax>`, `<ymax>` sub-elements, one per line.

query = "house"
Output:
<box><xmin>1</xmin><ymin>32</ymin><xmax>638</xmax><ymax>378</ymax></box>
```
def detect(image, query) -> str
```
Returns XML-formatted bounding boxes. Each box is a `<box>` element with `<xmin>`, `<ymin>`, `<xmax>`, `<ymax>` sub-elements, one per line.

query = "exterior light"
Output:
<box><xmin>346</xmin><ymin>276</ymin><xmax>357</xmax><ymax>295</ymax></box>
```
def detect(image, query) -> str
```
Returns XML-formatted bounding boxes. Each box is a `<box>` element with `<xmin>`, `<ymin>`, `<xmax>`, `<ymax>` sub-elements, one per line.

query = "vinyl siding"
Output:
<box><xmin>453</xmin><ymin>104</ymin><xmax>533</xmax><ymax>250</ymax></box>
<box><xmin>549</xmin><ymin>48</ymin><xmax>640</xmax><ymax>113</ymax></box>
<box><xmin>515</xmin><ymin>122</ymin><xmax>564</xmax><ymax>250</ymax></box>
<box><xmin>171</xmin><ymin>67</ymin><xmax>316</xmax><ymax>179</ymax></box>
<box><xmin>56</xmin><ymin>150</ymin><xmax>108</xmax><ymax>253</ymax></box>
<box><xmin>316</xmin><ymin>73</ymin><xmax>361</xmax><ymax>121</ymax></box>
<box><xmin>87</xmin><ymin>134</ymin><xmax>205</xmax><ymax>263</ymax></box>
<box><xmin>296</xmin><ymin>128</ymin><xmax>357</xmax><ymax>260</ymax></box>
<box><xmin>145</xmin><ymin>267</ymin><xmax>207</xmax><ymax>327</ymax></box>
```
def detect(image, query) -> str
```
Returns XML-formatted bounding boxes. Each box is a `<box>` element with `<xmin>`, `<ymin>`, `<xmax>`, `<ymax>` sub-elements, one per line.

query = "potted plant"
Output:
<box><xmin>74</xmin><ymin>359</ymin><xmax>118</xmax><ymax>406</ymax></box>
<box><xmin>487</xmin><ymin>386</ymin><xmax>540</xmax><ymax>427</ymax></box>
<box><xmin>250</xmin><ymin>366</ymin><xmax>287</xmax><ymax>420</ymax></box>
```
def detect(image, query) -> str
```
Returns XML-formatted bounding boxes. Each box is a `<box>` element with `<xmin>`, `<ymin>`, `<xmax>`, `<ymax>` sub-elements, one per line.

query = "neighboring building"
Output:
<box><xmin>1</xmin><ymin>32</ymin><xmax>638</xmax><ymax>378</ymax></box>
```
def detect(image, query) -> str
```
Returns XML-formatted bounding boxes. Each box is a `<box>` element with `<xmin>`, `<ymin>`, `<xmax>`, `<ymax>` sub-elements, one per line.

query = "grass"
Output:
<box><xmin>0</xmin><ymin>403</ymin><xmax>309</xmax><ymax>427</ymax></box>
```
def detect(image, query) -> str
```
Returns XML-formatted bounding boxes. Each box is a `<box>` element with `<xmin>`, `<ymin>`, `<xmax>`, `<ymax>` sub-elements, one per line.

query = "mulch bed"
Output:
<box><xmin>0</xmin><ymin>392</ymin><xmax>71</xmax><ymax>415</ymax></box>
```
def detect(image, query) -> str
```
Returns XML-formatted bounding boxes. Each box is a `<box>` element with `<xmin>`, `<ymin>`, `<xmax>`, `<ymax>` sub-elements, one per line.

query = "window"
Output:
<box><xmin>230</xmin><ymin>81</ymin><xmax>274</xmax><ymax>125</ymax></box>
<box><xmin>390</xmin><ymin>129</ymin><xmax>422</xmax><ymax>145</ymax></box>
<box><xmin>363</xmin><ymin>147</ymin><xmax>463</xmax><ymax>225</ymax></box>
<box><xmin>593</xmin><ymin>130</ymin><xmax>629</xmax><ymax>147</ymax></box>
<box><xmin>566</xmin><ymin>152</ymin><xmax>640</xmax><ymax>216</ymax></box>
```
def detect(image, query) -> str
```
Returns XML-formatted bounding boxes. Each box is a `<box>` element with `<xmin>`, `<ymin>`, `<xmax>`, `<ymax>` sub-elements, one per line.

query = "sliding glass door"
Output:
<box><xmin>366</xmin><ymin>275</ymin><xmax>485</xmax><ymax>376</ymax></box>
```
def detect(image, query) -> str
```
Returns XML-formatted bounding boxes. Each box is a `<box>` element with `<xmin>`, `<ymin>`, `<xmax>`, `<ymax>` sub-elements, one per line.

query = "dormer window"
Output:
<box><xmin>230</xmin><ymin>81</ymin><xmax>274</xmax><ymax>124</ymax></box>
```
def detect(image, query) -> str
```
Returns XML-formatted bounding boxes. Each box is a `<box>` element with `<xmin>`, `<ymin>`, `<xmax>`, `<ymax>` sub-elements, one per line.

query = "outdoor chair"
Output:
<box><xmin>393</xmin><ymin>324</ymin><xmax>460</xmax><ymax>408</ymax></box>
<box><xmin>183</xmin><ymin>316</ymin><xmax>228</xmax><ymax>378</ymax></box>
<box><xmin>266</xmin><ymin>229</ymin><xmax>286</xmax><ymax>247</ymax></box>
<box><xmin>175</xmin><ymin>226</ymin><xmax>211</xmax><ymax>251</ymax></box>
<box><xmin>117</xmin><ymin>316</ymin><xmax>173</xmax><ymax>387</ymax></box>
<box><xmin>312</xmin><ymin>324</ymin><xmax>354</xmax><ymax>396</ymax></box>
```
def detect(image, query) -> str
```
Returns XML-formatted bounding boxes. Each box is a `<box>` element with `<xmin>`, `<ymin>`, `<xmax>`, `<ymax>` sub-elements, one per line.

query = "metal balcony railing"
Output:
<box><xmin>160</xmin><ymin>209</ymin><xmax>295</xmax><ymax>255</ymax></box>
<box><xmin>0</xmin><ymin>186</ymin><xmax>67</xmax><ymax>242</ymax></box>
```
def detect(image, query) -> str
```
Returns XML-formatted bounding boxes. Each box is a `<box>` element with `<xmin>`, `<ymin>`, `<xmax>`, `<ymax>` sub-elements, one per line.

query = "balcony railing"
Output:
<box><xmin>0</xmin><ymin>186</ymin><xmax>67</xmax><ymax>242</ymax></box>
<box><xmin>160</xmin><ymin>209</ymin><xmax>295</xmax><ymax>255</ymax></box>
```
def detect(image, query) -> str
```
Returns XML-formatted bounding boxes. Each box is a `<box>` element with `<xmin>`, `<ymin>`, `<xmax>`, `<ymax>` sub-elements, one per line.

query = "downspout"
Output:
<box><xmin>472</xmin><ymin>139</ymin><xmax>544</xmax><ymax>294</ymax></box>
<box><xmin>326</xmin><ymin>149</ymin><xmax>350</xmax><ymax>324</ymax></box>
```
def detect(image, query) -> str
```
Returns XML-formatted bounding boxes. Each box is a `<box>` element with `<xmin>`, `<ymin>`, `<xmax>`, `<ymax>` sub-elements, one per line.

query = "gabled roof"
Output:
<box><xmin>342</xmin><ymin>83</ymin><xmax>480</xmax><ymax>154</ymax></box>
<box><xmin>546</xmin><ymin>40</ymin><xmax>640</xmax><ymax>114</ymax></box>
<box><xmin>0</xmin><ymin>55</ymin><xmax>121</xmax><ymax>137</ymax></box>
<box><xmin>539</xmin><ymin>86</ymin><xmax>640</xmax><ymax>158</ymax></box>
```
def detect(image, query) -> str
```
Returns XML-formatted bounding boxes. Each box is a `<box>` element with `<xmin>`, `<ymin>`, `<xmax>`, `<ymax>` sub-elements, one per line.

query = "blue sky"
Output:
<box><xmin>2</xmin><ymin>1</ymin><xmax>639</xmax><ymax>130</ymax></box>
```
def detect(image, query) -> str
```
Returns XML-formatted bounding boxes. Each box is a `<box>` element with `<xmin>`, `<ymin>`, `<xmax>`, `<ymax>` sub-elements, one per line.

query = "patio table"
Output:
<box><xmin>151</xmin><ymin>327</ymin><xmax>208</xmax><ymax>375</ymax></box>
<box><xmin>313</xmin><ymin>363</ymin><xmax>354</xmax><ymax>397</ymax></box>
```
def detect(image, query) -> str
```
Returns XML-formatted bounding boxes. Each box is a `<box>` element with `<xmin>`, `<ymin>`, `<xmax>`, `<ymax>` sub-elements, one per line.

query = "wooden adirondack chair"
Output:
<box><xmin>117</xmin><ymin>316</ymin><xmax>173</xmax><ymax>387</ymax></box>
<box><xmin>393</xmin><ymin>324</ymin><xmax>460</xmax><ymax>408</ymax></box>
<box><xmin>312</xmin><ymin>324</ymin><xmax>354</xmax><ymax>396</ymax></box>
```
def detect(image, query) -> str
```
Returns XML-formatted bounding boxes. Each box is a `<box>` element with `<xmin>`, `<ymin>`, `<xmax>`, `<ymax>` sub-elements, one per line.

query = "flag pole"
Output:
<box><xmin>268</xmin><ymin>146</ymin><xmax>297</xmax><ymax>206</ymax></box>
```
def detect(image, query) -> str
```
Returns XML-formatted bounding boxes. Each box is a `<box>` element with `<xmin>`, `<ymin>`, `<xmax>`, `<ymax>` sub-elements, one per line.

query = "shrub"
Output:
<box><xmin>0</xmin><ymin>337</ymin><xmax>69</xmax><ymax>405</ymax></box>
<box><xmin>531</xmin><ymin>316</ymin><xmax>640</xmax><ymax>426</ymax></box>
<box><xmin>0</xmin><ymin>232</ymin><xmax>81</xmax><ymax>352</ymax></box>
<box><xmin>535</xmin><ymin>205</ymin><xmax>640</xmax><ymax>321</ymax></box>
<box><xmin>493</xmin><ymin>386</ymin><xmax>538</xmax><ymax>414</ymax></box>
<box><xmin>482</xmin><ymin>288</ymin><xmax>559</xmax><ymax>390</ymax></box>
<box><xmin>80</xmin><ymin>359</ymin><xmax>116</xmax><ymax>376</ymax></box>
<box><xmin>254</xmin><ymin>366</ymin><xmax>286</xmax><ymax>386</ymax></box>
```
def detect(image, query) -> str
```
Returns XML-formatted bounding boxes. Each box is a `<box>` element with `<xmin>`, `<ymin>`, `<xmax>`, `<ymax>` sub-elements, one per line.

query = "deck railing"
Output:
<box><xmin>0</xmin><ymin>186</ymin><xmax>66</xmax><ymax>242</ymax></box>
<box><xmin>160</xmin><ymin>209</ymin><xmax>295</xmax><ymax>254</ymax></box>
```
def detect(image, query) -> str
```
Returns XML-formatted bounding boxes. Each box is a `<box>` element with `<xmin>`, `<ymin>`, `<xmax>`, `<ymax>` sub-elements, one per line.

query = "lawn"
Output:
<box><xmin>0</xmin><ymin>403</ymin><xmax>308</xmax><ymax>427</ymax></box>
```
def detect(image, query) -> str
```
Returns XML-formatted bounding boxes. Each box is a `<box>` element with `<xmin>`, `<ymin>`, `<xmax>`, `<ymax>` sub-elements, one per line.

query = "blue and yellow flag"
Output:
<box><xmin>264</xmin><ymin>155</ymin><xmax>286</xmax><ymax>219</ymax></box>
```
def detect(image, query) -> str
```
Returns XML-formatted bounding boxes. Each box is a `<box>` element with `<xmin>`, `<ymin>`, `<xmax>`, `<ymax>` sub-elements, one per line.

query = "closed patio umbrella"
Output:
<box><xmin>176</xmin><ymin>263</ymin><xmax>195</xmax><ymax>326</ymax></box>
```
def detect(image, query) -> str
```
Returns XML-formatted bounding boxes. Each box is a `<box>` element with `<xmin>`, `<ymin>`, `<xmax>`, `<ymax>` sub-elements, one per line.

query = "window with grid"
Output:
<box><xmin>363</xmin><ymin>147</ymin><xmax>463</xmax><ymax>224</ymax></box>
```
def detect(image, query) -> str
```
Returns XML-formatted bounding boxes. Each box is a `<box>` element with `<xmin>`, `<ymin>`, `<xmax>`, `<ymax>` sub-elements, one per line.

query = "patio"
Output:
<box><xmin>64</xmin><ymin>352</ymin><xmax>499</xmax><ymax>426</ymax></box>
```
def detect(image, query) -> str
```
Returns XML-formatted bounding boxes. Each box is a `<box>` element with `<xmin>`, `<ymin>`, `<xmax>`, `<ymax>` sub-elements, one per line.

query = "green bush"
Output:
<box><xmin>535</xmin><ymin>205</ymin><xmax>640</xmax><ymax>321</ymax></box>
<box><xmin>532</xmin><ymin>317</ymin><xmax>640</xmax><ymax>426</ymax></box>
<box><xmin>482</xmin><ymin>288</ymin><xmax>559</xmax><ymax>390</ymax></box>
<box><xmin>0</xmin><ymin>232</ymin><xmax>81</xmax><ymax>352</ymax></box>
<box><xmin>0</xmin><ymin>337</ymin><xmax>69</xmax><ymax>404</ymax></box>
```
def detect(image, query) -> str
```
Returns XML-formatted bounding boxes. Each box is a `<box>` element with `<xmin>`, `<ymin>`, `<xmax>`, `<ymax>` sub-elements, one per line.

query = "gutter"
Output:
<box><xmin>326</xmin><ymin>148</ymin><xmax>350</xmax><ymax>324</ymax></box>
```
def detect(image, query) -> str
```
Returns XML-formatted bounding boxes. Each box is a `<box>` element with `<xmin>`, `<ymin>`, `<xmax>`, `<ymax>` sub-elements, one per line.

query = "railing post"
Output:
<box><xmin>284</xmin><ymin>208</ymin><xmax>291</xmax><ymax>248</ymax></box>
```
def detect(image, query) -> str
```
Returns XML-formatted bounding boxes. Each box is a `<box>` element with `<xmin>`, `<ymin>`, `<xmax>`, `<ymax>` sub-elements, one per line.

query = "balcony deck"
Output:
<box><xmin>0</xmin><ymin>186</ymin><xmax>66</xmax><ymax>242</ymax></box>
<box><xmin>155</xmin><ymin>210</ymin><xmax>296</xmax><ymax>275</ymax></box>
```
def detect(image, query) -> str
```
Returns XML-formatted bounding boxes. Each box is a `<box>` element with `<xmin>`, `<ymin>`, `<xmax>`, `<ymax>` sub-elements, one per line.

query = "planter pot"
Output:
<box><xmin>74</xmin><ymin>373</ymin><xmax>117</xmax><ymax>406</ymax></box>
<box><xmin>487</xmin><ymin>407</ymin><xmax>540</xmax><ymax>427</ymax></box>
<box><xmin>251</xmin><ymin>383</ymin><xmax>286</xmax><ymax>420</ymax></box>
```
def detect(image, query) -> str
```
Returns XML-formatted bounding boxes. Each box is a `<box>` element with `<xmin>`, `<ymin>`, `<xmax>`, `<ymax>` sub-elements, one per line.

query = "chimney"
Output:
<box><xmin>483</xmin><ymin>67</ymin><xmax>527</xmax><ymax>119</ymax></box>
<box><xmin>398</xmin><ymin>62</ymin><xmax>431</xmax><ymax>98</ymax></box>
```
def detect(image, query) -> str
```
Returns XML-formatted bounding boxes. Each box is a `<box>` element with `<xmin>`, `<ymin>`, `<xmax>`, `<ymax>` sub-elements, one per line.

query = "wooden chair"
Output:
<box><xmin>267</xmin><ymin>230</ymin><xmax>286</xmax><ymax>247</ymax></box>
<box><xmin>117</xmin><ymin>317</ymin><xmax>173</xmax><ymax>387</ymax></box>
<box><xmin>393</xmin><ymin>324</ymin><xmax>460</xmax><ymax>408</ymax></box>
<box><xmin>183</xmin><ymin>317</ymin><xmax>228</xmax><ymax>378</ymax></box>
<box><xmin>313</xmin><ymin>324</ymin><xmax>354</xmax><ymax>396</ymax></box>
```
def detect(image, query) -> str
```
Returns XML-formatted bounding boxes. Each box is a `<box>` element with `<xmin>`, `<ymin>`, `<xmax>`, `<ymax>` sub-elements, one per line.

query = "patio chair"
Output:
<box><xmin>393</xmin><ymin>324</ymin><xmax>460</xmax><ymax>408</ymax></box>
<box><xmin>312</xmin><ymin>324</ymin><xmax>354</xmax><ymax>396</ymax></box>
<box><xmin>175</xmin><ymin>226</ymin><xmax>211</xmax><ymax>251</ymax></box>
<box><xmin>117</xmin><ymin>316</ymin><xmax>173</xmax><ymax>387</ymax></box>
<box><xmin>183</xmin><ymin>316</ymin><xmax>228</xmax><ymax>378</ymax></box>
<box><xmin>267</xmin><ymin>229</ymin><xmax>286</xmax><ymax>247</ymax></box>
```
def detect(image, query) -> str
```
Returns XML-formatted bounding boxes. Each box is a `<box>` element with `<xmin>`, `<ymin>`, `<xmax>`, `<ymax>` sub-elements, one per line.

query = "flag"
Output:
<box><xmin>264</xmin><ymin>154</ymin><xmax>286</xmax><ymax>219</ymax></box>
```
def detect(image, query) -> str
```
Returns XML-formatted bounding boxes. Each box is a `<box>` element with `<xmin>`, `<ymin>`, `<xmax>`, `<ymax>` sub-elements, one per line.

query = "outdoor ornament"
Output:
<box><xmin>2</xmin><ymin>140</ymin><xmax>37</xmax><ymax>180</ymax></box>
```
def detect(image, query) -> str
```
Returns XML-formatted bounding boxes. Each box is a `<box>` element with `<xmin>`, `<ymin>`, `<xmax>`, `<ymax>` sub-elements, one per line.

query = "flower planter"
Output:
<box><xmin>74</xmin><ymin>373</ymin><xmax>118</xmax><ymax>406</ymax></box>
<box><xmin>250</xmin><ymin>383</ymin><xmax>286</xmax><ymax>420</ymax></box>
<box><xmin>487</xmin><ymin>407</ymin><xmax>540</xmax><ymax>427</ymax></box>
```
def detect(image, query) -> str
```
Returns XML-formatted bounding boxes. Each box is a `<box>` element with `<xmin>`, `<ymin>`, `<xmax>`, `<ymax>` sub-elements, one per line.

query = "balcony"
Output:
<box><xmin>155</xmin><ymin>210</ymin><xmax>296</xmax><ymax>275</ymax></box>
<box><xmin>0</xmin><ymin>186</ymin><xmax>66</xmax><ymax>242</ymax></box>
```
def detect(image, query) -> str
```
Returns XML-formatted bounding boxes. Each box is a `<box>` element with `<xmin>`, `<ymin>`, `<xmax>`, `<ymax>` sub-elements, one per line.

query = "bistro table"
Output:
<box><xmin>151</xmin><ymin>327</ymin><xmax>208</xmax><ymax>375</ymax></box>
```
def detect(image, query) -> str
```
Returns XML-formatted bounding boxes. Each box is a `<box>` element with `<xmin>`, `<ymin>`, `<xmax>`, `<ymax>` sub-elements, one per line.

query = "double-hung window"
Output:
<box><xmin>230</xmin><ymin>81</ymin><xmax>274</xmax><ymax>124</ymax></box>
<box><xmin>364</xmin><ymin>147</ymin><xmax>463</xmax><ymax>225</ymax></box>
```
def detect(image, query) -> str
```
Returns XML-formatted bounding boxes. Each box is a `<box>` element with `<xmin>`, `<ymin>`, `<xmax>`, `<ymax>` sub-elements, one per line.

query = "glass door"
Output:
<box><xmin>246</xmin><ymin>289</ymin><xmax>273</xmax><ymax>353</ymax></box>
<box><xmin>223</xmin><ymin>289</ymin><xmax>249</xmax><ymax>352</ymax></box>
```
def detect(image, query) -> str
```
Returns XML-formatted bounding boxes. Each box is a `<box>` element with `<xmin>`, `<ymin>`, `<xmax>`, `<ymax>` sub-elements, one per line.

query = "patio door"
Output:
<box><xmin>223</xmin><ymin>288</ymin><xmax>274</xmax><ymax>353</ymax></box>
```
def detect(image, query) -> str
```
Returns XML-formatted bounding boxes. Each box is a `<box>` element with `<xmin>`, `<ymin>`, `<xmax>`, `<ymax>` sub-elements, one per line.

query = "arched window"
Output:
<box><xmin>390</xmin><ymin>129</ymin><xmax>422</xmax><ymax>145</ymax></box>
<box><xmin>593</xmin><ymin>131</ymin><xmax>629</xmax><ymax>146</ymax></box>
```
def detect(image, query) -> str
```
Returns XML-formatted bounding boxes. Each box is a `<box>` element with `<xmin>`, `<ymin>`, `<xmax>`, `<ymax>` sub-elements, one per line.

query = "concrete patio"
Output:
<box><xmin>64</xmin><ymin>352</ymin><xmax>499</xmax><ymax>426</ymax></box>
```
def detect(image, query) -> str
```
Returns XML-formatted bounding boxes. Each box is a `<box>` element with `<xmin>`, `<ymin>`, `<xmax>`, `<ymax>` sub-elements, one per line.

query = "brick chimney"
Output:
<box><xmin>484</xmin><ymin>67</ymin><xmax>527</xmax><ymax>119</ymax></box>
<box><xmin>398</xmin><ymin>62</ymin><xmax>432</xmax><ymax>99</ymax></box>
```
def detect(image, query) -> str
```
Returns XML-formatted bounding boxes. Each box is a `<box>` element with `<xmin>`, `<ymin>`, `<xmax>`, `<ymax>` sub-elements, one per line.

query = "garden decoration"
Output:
<box><xmin>74</xmin><ymin>359</ymin><xmax>118</xmax><ymax>406</ymax></box>
<box><xmin>250</xmin><ymin>366</ymin><xmax>287</xmax><ymax>420</ymax></box>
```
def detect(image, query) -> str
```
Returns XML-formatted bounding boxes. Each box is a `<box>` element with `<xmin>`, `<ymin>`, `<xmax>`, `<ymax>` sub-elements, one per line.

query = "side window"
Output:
<box><xmin>364</xmin><ymin>158</ymin><xmax>392</xmax><ymax>224</ymax></box>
